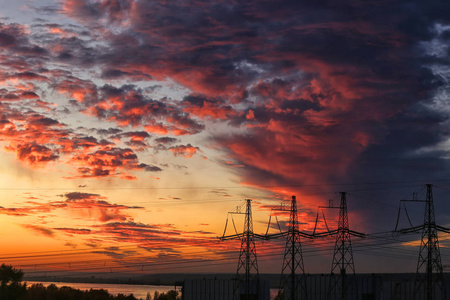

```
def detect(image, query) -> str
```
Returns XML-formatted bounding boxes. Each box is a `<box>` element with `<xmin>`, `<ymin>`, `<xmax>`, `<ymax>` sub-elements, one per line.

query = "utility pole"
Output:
<box><xmin>279</xmin><ymin>196</ymin><xmax>308</xmax><ymax>300</ymax></box>
<box><xmin>414</xmin><ymin>184</ymin><xmax>446</xmax><ymax>300</ymax></box>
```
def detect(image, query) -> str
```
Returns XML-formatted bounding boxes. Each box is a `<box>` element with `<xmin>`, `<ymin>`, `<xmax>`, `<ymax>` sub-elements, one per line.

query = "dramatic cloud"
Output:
<box><xmin>169</xmin><ymin>144</ymin><xmax>201</xmax><ymax>158</ymax></box>
<box><xmin>0</xmin><ymin>192</ymin><xmax>142</xmax><ymax>223</ymax></box>
<box><xmin>182</xmin><ymin>95</ymin><xmax>237</xmax><ymax>120</ymax></box>
<box><xmin>91</xmin><ymin>221</ymin><xmax>220</xmax><ymax>251</ymax></box>
<box><xmin>78</xmin><ymin>84</ymin><xmax>206</xmax><ymax>136</ymax></box>
<box><xmin>60</xmin><ymin>192</ymin><xmax>143</xmax><ymax>222</ymax></box>
<box><xmin>0</xmin><ymin>0</ymin><xmax>450</xmax><ymax>274</ymax></box>
<box><xmin>6</xmin><ymin>142</ymin><xmax>59</xmax><ymax>165</ymax></box>
<box><xmin>0</xmin><ymin>202</ymin><xmax>55</xmax><ymax>217</ymax></box>
<box><xmin>39</xmin><ymin>0</ymin><xmax>450</xmax><ymax>198</ymax></box>
<box><xmin>111</xmin><ymin>131</ymin><xmax>151</xmax><ymax>150</ymax></box>
<box><xmin>51</xmin><ymin>220</ymin><xmax>221</xmax><ymax>256</ymax></box>
<box><xmin>0</xmin><ymin>1</ymin><xmax>447</xmax><ymax>189</ymax></box>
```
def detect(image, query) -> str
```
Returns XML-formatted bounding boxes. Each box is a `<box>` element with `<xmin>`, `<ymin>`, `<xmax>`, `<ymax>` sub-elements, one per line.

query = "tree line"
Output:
<box><xmin>0</xmin><ymin>264</ymin><xmax>180</xmax><ymax>300</ymax></box>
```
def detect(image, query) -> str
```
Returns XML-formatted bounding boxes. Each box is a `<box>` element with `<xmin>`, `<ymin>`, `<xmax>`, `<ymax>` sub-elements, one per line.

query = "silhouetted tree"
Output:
<box><xmin>153</xmin><ymin>290</ymin><xmax>180</xmax><ymax>300</ymax></box>
<box><xmin>0</xmin><ymin>264</ymin><xmax>26</xmax><ymax>299</ymax></box>
<box><xmin>21</xmin><ymin>282</ymin><xmax>137</xmax><ymax>300</ymax></box>
<box><xmin>0</xmin><ymin>264</ymin><xmax>139</xmax><ymax>300</ymax></box>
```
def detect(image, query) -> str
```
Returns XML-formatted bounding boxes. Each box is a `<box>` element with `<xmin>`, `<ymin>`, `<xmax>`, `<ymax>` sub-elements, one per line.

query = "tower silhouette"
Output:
<box><xmin>235</xmin><ymin>199</ymin><xmax>259</xmax><ymax>300</ymax></box>
<box><xmin>328</xmin><ymin>192</ymin><xmax>362</xmax><ymax>300</ymax></box>
<box><xmin>279</xmin><ymin>195</ymin><xmax>308</xmax><ymax>300</ymax></box>
<box><xmin>414</xmin><ymin>184</ymin><xmax>446</xmax><ymax>300</ymax></box>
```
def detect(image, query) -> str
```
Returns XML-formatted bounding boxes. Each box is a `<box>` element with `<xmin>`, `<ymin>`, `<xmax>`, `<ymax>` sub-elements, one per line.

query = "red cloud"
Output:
<box><xmin>182</xmin><ymin>95</ymin><xmax>238</xmax><ymax>120</ymax></box>
<box><xmin>0</xmin><ymin>202</ymin><xmax>54</xmax><ymax>217</ymax></box>
<box><xmin>0</xmin><ymin>192</ymin><xmax>142</xmax><ymax>223</ymax></box>
<box><xmin>169</xmin><ymin>144</ymin><xmax>200</xmax><ymax>158</ymax></box>
<box><xmin>144</xmin><ymin>123</ymin><xmax>169</xmax><ymax>135</ymax></box>
<box><xmin>20</xmin><ymin>91</ymin><xmax>40</xmax><ymax>99</ymax></box>
<box><xmin>74</xmin><ymin>84</ymin><xmax>206</xmax><ymax>136</ymax></box>
<box><xmin>111</xmin><ymin>131</ymin><xmax>151</xmax><ymax>151</ymax></box>
<box><xmin>91</xmin><ymin>221</ymin><xmax>219</xmax><ymax>252</ymax></box>
<box><xmin>69</xmin><ymin>146</ymin><xmax>160</xmax><ymax>178</ymax></box>
<box><xmin>183</xmin><ymin>100</ymin><xmax>237</xmax><ymax>120</ymax></box>
<box><xmin>0</xmin><ymin>112</ymin><xmax>69</xmax><ymax>167</ymax></box>
<box><xmin>53</xmin><ymin>76</ymin><xmax>97</xmax><ymax>102</ymax></box>
<box><xmin>60</xmin><ymin>192</ymin><xmax>143</xmax><ymax>222</ymax></box>
<box><xmin>0</xmin><ymin>106</ymin><xmax>160</xmax><ymax>178</ymax></box>
<box><xmin>5</xmin><ymin>142</ymin><xmax>59</xmax><ymax>165</ymax></box>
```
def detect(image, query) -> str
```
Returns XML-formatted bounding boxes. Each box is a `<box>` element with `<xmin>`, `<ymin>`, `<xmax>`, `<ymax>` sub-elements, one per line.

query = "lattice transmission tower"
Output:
<box><xmin>327</xmin><ymin>192</ymin><xmax>364</xmax><ymax>300</ymax></box>
<box><xmin>236</xmin><ymin>198</ymin><xmax>259</xmax><ymax>300</ymax></box>
<box><xmin>414</xmin><ymin>184</ymin><xmax>446</xmax><ymax>300</ymax></box>
<box><xmin>279</xmin><ymin>195</ymin><xmax>308</xmax><ymax>300</ymax></box>
<box><xmin>221</xmin><ymin>199</ymin><xmax>262</xmax><ymax>300</ymax></box>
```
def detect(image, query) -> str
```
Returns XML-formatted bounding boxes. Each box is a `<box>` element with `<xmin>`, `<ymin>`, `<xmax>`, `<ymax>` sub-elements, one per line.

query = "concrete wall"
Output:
<box><xmin>183</xmin><ymin>279</ymin><xmax>270</xmax><ymax>300</ymax></box>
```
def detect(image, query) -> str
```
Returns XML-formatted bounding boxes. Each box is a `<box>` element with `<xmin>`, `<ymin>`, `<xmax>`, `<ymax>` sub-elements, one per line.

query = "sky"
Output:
<box><xmin>1</xmin><ymin>0</ymin><xmax>450</xmax><ymax>277</ymax></box>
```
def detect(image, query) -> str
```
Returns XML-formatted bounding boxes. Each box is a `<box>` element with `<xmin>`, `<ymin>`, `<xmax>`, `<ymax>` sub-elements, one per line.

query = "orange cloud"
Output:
<box><xmin>22</xmin><ymin>224</ymin><xmax>55</xmax><ymax>237</ymax></box>
<box><xmin>5</xmin><ymin>142</ymin><xmax>59</xmax><ymax>165</ymax></box>
<box><xmin>0</xmin><ymin>192</ymin><xmax>143</xmax><ymax>224</ymax></box>
<box><xmin>169</xmin><ymin>144</ymin><xmax>200</xmax><ymax>158</ymax></box>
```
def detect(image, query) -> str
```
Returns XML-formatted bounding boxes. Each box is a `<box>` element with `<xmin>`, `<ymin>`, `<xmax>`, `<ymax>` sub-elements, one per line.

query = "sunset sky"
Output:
<box><xmin>1</xmin><ymin>0</ymin><xmax>450</xmax><ymax>277</ymax></box>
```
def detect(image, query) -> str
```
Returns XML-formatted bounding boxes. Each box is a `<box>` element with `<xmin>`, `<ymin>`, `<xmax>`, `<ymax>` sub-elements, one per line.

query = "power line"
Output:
<box><xmin>2</xmin><ymin>179</ymin><xmax>450</xmax><ymax>192</ymax></box>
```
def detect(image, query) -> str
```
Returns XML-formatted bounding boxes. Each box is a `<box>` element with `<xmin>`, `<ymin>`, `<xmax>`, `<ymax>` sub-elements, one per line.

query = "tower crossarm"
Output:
<box><xmin>313</xmin><ymin>229</ymin><xmax>339</xmax><ymax>238</ymax></box>
<box><xmin>396</xmin><ymin>224</ymin><xmax>425</xmax><ymax>234</ymax></box>
<box><xmin>264</xmin><ymin>230</ymin><xmax>313</xmax><ymax>240</ymax></box>
<box><xmin>219</xmin><ymin>233</ymin><xmax>243</xmax><ymax>241</ymax></box>
<box><xmin>436</xmin><ymin>225</ymin><xmax>450</xmax><ymax>233</ymax></box>
<box><xmin>349</xmin><ymin>229</ymin><xmax>366</xmax><ymax>238</ymax></box>
<box><xmin>412</xmin><ymin>184</ymin><xmax>447</xmax><ymax>300</ymax></box>
<box><xmin>219</xmin><ymin>232</ymin><xmax>268</xmax><ymax>241</ymax></box>
<box><xmin>312</xmin><ymin>229</ymin><xmax>365</xmax><ymax>238</ymax></box>
<box><xmin>394</xmin><ymin>223</ymin><xmax>450</xmax><ymax>235</ymax></box>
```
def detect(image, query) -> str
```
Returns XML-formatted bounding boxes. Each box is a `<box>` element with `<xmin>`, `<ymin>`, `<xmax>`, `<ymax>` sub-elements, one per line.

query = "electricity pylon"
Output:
<box><xmin>413</xmin><ymin>184</ymin><xmax>446</xmax><ymax>300</ymax></box>
<box><xmin>279</xmin><ymin>196</ymin><xmax>308</xmax><ymax>300</ymax></box>
<box><xmin>315</xmin><ymin>192</ymin><xmax>364</xmax><ymax>300</ymax></box>
<box><xmin>221</xmin><ymin>199</ymin><xmax>264</xmax><ymax>300</ymax></box>
<box><xmin>236</xmin><ymin>199</ymin><xmax>259</xmax><ymax>299</ymax></box>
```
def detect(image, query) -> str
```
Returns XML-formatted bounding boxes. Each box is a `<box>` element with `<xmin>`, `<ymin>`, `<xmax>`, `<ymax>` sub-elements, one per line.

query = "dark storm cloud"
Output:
<box><xmin>57</xmin><ymin>0</ymin><xmax>449</xmax><ymax>224</ymax></box>
<box><xmin>13</xmin><ymin>72</ymin><xmax>48</xmax><ymax>81</ymax></box>
<box><xmin>100</xmin><ymin>68</ymin><xmax>152</xmax><ymax>80</ymax></box>
<box><xmin>96</xmin><ymin>128</ymin><xmax>122</xmax><ymax>136</ymax></box>
<box><xmin>0</xmin><ymin>0</ymin><xmax>447</xmax><ymax>205</ymax></box>
<box><xmin>0</xmin><ymin>22</ymin><xmax>48</xmax><ymax>67</ymax></box>
<box><xmin>138</xmin><ymin>163</ymin><xmax>163</xmax><ymax>172</ymax></box>
<box><xmin>62</xmin><ymin>192</ymin><xmax>103</xmax><ymax>201</ymax></box>
<box><xmin>154</xmin><ymin>137</ymin><xmax>179</xmax><ymax>145</ymax></box>
<box><xmin>0</xmin><ymin>32</ymin><xmax>17</xmax><ymax>46</ymax></box>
